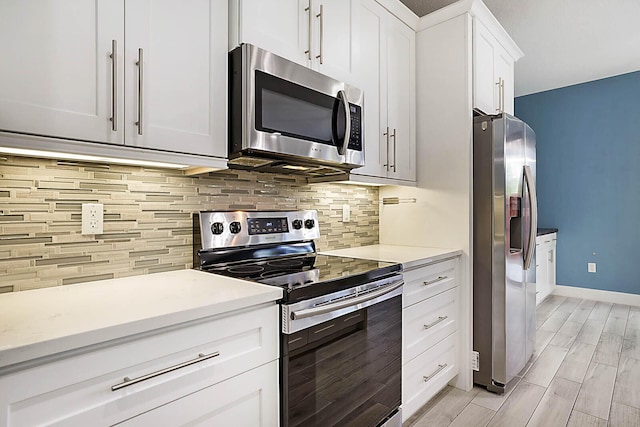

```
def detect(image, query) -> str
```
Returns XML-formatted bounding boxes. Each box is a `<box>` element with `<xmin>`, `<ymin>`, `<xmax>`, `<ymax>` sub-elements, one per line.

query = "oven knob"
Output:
<box><xmin>292</xmin><ymin>219</ymin><xmax>303</xmax><ymax>230</ymax></box>
<box><xmin>304</xmin><ymin>219</ymin><xmax>315</xmax><ymax>229</ymax></box>
<box><xmin>211</xmin><ymin>222</ymin><xmax>224</xmax><ymax>235</ymax></box>
<box><xmin>229</xmin><ymin>221</ymin><xmax>242</xmax><ymax>234</ymax></box>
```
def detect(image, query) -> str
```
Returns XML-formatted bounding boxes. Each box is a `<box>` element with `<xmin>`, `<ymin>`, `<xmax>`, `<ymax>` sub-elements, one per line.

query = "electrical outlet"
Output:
<box><xmin>588</xmin><ymin>262</ymin><xmax>597</xmax><ymax>273</ymax></box>
<box><xmin>342</xmin><ymin>204</ymin><xmax>350</xmax><ymax>222</ymax></box>
<box><xmin>472</xmin><ymin>351</ymin><xmax>479</xmax><ymax>371</ymax></box>
<box><xmin>82</xmin><ymin>203</ymin><xmax>104</xmax><ymax>235</ymax></box>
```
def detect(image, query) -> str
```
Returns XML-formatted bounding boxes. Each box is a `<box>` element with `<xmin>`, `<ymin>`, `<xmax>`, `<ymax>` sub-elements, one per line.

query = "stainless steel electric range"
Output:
<box><xmin>193</xmin><ymin>210</ymin><xmax>403</xmax><ymax>427</ymax></box>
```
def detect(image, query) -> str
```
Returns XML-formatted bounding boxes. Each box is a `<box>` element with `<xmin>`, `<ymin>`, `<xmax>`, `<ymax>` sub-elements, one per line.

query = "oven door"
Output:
<box><xmin>281</xmin><ymin>278</ymin><xmax>402</xmax><ymax>427</ymax></box>
<box><xmin>233</xmin><ymin>44</ymin><xmax>364</xmax><ymax>168</ymax></box>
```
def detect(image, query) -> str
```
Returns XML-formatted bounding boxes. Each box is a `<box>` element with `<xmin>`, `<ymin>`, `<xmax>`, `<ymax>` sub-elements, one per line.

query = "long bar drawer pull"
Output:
<box><xmin>423</xmin><ymin>363</ymin><xmax>448</xmax><ymax>383</ymax></box>
<box><xmin>424</xmin><ymin>316</ymin><xmax>448</xmax><ymax>330</ymax></box>
<box><xmin>423</xmin><ymin>276</ymin><xmax>447</xmax><ymax>286</ymax></box>
<box><xmin>111</xmin><ymin>351</ymin><xmax>220</xmax><ymax>391</ymax></box>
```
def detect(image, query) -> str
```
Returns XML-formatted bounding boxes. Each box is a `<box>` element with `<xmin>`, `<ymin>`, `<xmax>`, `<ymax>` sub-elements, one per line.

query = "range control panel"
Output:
<box><xmin>199</xmin><ymin>210</ymin><xmax>320</xmax><ymax>250</ymax></box>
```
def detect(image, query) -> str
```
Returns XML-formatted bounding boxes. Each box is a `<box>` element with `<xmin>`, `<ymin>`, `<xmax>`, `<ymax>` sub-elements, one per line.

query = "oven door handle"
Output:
<box><xmin>291</xmin><ymin>279</ymin><xmax>403</xmax><ymax>320</ymax></box>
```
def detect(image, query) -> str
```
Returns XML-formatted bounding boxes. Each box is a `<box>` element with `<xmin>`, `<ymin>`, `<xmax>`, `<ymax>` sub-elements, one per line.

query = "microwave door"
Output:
<box><xmin>332</xmin><ymin>90</ymin><xmax>351</xmax><ymax>156</ymax></box>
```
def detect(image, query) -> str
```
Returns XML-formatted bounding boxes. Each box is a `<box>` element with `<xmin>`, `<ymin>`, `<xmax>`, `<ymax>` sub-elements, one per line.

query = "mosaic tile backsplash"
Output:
<box><xmin>0</xmin><ymin>156</ymin><xmax>379</xmax><ymax>293</ymax></box>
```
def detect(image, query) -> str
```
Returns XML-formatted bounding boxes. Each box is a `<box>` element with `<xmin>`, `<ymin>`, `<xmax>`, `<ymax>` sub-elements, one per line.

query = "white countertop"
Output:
<box><xmin>0</xmin><ymin>269</ymin><xmax>282</xmax><ymax>370</ymax></box>
<box><xmin>320</xmin><ymin>244</ymin><xmax>462</xmax><ymax>270</ymax></box>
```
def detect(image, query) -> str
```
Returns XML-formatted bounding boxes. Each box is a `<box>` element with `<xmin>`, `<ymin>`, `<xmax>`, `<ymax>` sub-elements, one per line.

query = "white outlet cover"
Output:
<box><xmin>82</xmin><ymin>203</ymin><xmax>104</xmax><ymax>235</ymax></box>
<box><xmin>342</xmin><ymin>204</ymin><xmax>350</xmax><ymax>222</ymax></box>
<box><xmin>588</xmin><ymin>262</ymin><xmax>597</xmax><ymax>273</ymax></box>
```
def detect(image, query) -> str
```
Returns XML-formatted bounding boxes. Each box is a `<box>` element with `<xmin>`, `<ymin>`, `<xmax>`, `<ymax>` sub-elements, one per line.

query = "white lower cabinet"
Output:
<box><xmin>536</xmin><ymin>232</ymin><xmax>557</xmax><ymax>305</ymax></box>
<box><xmin>119</xmin><ymin>360</ymin><xmax>279</xmax><ymax>427</ymax></box>
<box><xmin>401</xmin><ymin>257</ymin><xmax>460</xmax><ymax>422</ymax></box>
<box><xmin>0</xmin><ymin>304</ymin><xmax>279</xmax><ymax>427</ymax></box>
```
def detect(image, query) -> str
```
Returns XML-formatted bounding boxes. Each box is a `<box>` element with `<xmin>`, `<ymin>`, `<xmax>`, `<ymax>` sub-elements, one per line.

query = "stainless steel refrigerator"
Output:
<box><xmin>473</xmin><ymin>113</ymin><xmax>538</xmax><ymax>394</ymax></box>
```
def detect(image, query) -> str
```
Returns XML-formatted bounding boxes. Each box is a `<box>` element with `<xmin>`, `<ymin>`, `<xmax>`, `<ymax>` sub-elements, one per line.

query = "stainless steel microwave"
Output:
<box><xmin>228</xmin><ymin>44</ymin><xmax>364</xmax><ymax>176</ymax></box>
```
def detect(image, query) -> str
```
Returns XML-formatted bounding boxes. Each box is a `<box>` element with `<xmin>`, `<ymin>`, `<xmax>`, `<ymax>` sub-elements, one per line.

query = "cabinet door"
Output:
<box><xmin>119</xmin><ymin>361</ymin><xmax>279</xmax><ymax>427</ymax></box>
<box><xmin>313</xmin><ymin>0</ymin><xmax>353</xmax><ymax>82</ymax></box>
<box><xmin>0</xmin><ymin>0</ymin><xmax>124</xmax><ymax>144</ymax></box>
<box><xmin>350</xmin><ymin>0</ymin><xmax>385</xmax><ymax>178</ymax></box>
<box><xmin>385</xmin><ymin>15</ymin><xmax>416</xmax><ymax>181</ymax></box>
<box><xmin>125</xmin><ymin>0</ymin><xmax>227</xmax><ymax>157</ymax></box>
<box><xmin>236</xmin><ymin>0</ymin><xmax>309</xmax><ymax>67</ymax></box>
<box><xmin>495</xmin><ymin>47</ymin><xmax>515</xmax><ymax>115</ymax></box>
<box><xmin>473</xmin><ymin>19</ymin><xmax>497</xmax><ymax>115</ymax></box>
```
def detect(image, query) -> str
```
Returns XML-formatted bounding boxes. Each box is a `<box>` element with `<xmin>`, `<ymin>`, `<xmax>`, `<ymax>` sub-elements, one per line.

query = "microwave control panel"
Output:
<box><xmin>348</xmin><ymin>104</ymin><xmax>362</xmax><ymax>151</ymax></box>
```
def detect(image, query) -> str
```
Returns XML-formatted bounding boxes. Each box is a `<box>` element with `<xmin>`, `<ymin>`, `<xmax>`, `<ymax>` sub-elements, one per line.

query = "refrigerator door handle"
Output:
<box><xmin>523</xmin><ymin>165</ymin><xmax>538</xmax><ymax>270</ymax></box>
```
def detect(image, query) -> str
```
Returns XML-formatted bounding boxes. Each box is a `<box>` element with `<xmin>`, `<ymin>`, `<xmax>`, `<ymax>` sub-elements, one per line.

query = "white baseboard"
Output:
<box><xmin>553</xmin><ymin>285</ymin><xmax>640</xmax><ymax>307</ymax></box>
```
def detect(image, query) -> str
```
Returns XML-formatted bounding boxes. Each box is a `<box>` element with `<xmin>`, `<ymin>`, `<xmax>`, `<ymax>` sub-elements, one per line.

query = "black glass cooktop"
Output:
<box><xmin>202</xmin><ymin>254</ymin><xmax>401</xmax><ymax>303</ymax></box>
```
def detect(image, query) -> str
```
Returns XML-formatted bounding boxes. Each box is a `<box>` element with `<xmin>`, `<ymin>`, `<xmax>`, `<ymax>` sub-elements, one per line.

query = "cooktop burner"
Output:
<box><xmin>201</xmin><ymin>254</ymin><xmax>399</xmax><ymax>303</ymax></box>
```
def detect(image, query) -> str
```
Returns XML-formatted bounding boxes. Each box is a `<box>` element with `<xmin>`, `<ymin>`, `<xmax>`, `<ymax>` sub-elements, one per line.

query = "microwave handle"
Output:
<box><xmin>337</xmin><ymin>90</ymin><xmax>351</xmax><ymax>156</ymax></box>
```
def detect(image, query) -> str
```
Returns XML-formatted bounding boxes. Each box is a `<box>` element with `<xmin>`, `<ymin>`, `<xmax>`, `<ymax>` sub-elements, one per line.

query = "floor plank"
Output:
<box><xmin>538</xmin><ymin>310</ymin><xmax>570</xmax><ymax>333</ymax></box>
<box><xmin>610</xmin><ymin>304</ymin><xmax>631</xmax><ymax>319</ymax></box>
<box><xmin>550</xmin><ymin>320</ymin><xmax>583</xmax><ymax>349</ymax></box>
<box><xmin>587</xmin><ymin>301</ymin><xmax>612</xmax><ymax>321</ymax></box>
<box><xmin>523</xmin><ymin>344</ymin><xmax>568</xmax><ymax>387</ymax></box>
<box><xmin>568</xmin><ymin>300</ymin><xmax>597</xmax><ymax>324</ymax></box>
<box><xmin>613</xmin><ymin>356</ymin><xmax>640</xmax><ymax>410</ymax></box>
<box><xmin>555</xmin><ymin>342</ymin><xmax>597</xmax><ymax>383</ymax></box>
<box><xmin>573</xmin><ymin>362</ymin><xmax>617</xmax><ymax>420</ymax></box>
<box><xmin>486</xmin><ymin>381</ymin><xmax>545</xmax><ymax>427</ymax></box>
<box><xmin>575</xmin><ymin>319</ymin><xmax>606</xmax><ymax>345</ymax></box>
<box><xmin>471</xmin><ymin>381</ymin><xmax>520</xmax><ymax>412</ymax></box>
<box><xmin>407</xmin><ymin>386</ymin><xmax>480</xmax><ymax>427</ymax></box>
<box><xmin>609</xmin><ymin>402</ymin><xmax>640</xmax><ymax>427</ymax></box>
<box><xmin>532</xmin><ymin>329</ymin><xmax>555</xmax><ymax>361</ymax></box>
<box><xmin>603</xmin><ymin>315</ymin><xmax>627</xmax><ymax>336</ymax></box>
<box><xmin>526</xmin><ymin>377</ymin><xmax>580</xmax><ymax>427</ymax></box>
<box><xmin>556</xmin><ymin>297</ymin><xmax>582</xmax><ymax>314</ymax></box>
<box><xmin>448</xmin><ymin>403</ymin><xmax>495</xmax><ymax>427</ymax></box>
<box><xmin>566</xmin><ymin>411</ymin><xmax>607</xmax><ymax>427</ymax></box>
<box><xmin>626</xmin><ymin>308</ymin><xmax>640</xmax><ymax>331</ymax></box>
<box><xmin>592</xmin><ymin>332</ymin><xmax>622</xmax><ymax>367</ymax></box>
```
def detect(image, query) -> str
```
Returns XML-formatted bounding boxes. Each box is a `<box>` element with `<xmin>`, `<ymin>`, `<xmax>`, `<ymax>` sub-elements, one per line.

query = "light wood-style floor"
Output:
<box><xmin>405</xmin><ymin>295</ymin><xmax>640</xmax><ymax>427</ymax></box>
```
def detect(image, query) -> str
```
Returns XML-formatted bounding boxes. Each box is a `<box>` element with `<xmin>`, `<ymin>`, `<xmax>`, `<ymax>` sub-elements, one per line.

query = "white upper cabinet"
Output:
<box><xmin>385</xmin><ymin>16</ymin><xmax>416</xmax><ymax>181</ymax></box>
<box><xmin>125</xmin><ymin>0</ymin><xmax>227</xmax><ymax>157</ymax></box>
<box><xmin>232</xmin><ymin>0</ymin><xmax>354</xmax><ymax>83</ymax></box>
<box><xmin>351</xmin><ymin>0</ymin><xmax>416</xmax><ymax>183</ymax></box>
<box><xmin>0</xmin><ymin>0</ymin><xmax>227</xmax><ymax>161</ymax></box>
<box><xmin>473</xmin><ymin>17</ymin><xmax>517</xmax><ymax>115</ymax></box>
<box><xmin>0</xmin><ymin>0</ymin><xmax>124</xmax><ymax>145</ymax></box>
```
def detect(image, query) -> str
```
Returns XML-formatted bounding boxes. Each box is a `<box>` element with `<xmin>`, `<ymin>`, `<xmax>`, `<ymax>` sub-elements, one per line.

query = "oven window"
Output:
<box><xmin>255</xmin><ymin>71</ymin><xmax>344</xmax><ymax>146</ymax></box>
<box><xmin>282</xmin><ymin>296</ymin><xmax>401</xmax><ymax>427</ymax></box>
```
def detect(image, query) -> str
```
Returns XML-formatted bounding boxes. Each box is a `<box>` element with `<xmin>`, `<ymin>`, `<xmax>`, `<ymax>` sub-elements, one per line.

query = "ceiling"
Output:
<box><xmin>400</xmin><ymin>0</ymin><xmax>640</xmax><ymax>96</ymax></box>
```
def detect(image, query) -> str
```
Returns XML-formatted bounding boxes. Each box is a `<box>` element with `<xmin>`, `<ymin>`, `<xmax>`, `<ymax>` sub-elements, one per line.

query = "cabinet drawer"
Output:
<box><xmin>402</xmin><ymin>332</ymin><xmax>458</xmax><ymax>422</ymax></box>
<box><xmin>403</xmin><ymin>287</ymin><xmax>457</xmax><ymax>364</ymax></box>
<box><xmin>118</xmin><ymin>360</ymin><xmax>279</xmax><ymax>427</ymax></box>
<box><xmin>403</xmin><ymin>258</ymin><xmax>458</xmax><ymax>308</ymax></box>
<box><xmin>0</xmin><ymin>304</ymin><xmax>278</xmax><ymax>427</ymax></box>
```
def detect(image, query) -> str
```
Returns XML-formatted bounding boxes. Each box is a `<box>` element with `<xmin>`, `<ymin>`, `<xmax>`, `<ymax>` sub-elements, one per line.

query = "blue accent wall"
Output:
<box><xmin>515</xmin><ymin>71</ymin><xmax>640</xmax><ymax>294</ymax></box>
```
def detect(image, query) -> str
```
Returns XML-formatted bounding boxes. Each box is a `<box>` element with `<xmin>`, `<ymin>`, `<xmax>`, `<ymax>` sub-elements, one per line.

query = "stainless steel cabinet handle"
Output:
<box><xmin>383</xmin><ymin>127</ymin><xmax>390</xmax><ymax>171</ymax></box>
<box><xmin>390</xmin><ymin>128</ymin><xmax>397</xmax><ymax>172</ymax></box>
<box><xmin>111</xmin><ymin>351</ymin><xmax>220</xmax><ymax>391</ymax></box>
<box><xmin>423</xmin><ymin>364</ymin><xmax>448</xmax><ymax>383</ymax></box>
<box><xmin>109</xmin><ymin>40</ymin><xmax>118</xmax><ymax>131</ymax></box>
<box><xmin>495</xmin><ymin>77</ymin><xmax>504</xmax><ymax>113</ymax></box>
<box><xmin>316</xmin><ymin>4</ymin><xmax>324</xmax><ymax>64</ymax></box>
<box><xmin>423</xmin><ymin>276</ymin><xmax>447</xmax><ymax>286</ymax></box>
<box><xmin>291</xmin><ymin>280</ymin><xmax>403</xmax><ymax>320</ymax></box>
<box><xmin>135</xmin><ymin>48</ymin><xmax>144</xmax><ymax>135</ymax></box>
<box><xmin>304</xmin><ymin>0</ymin><xmax>312</xmax><ymax>60</ymax></box>
<box><xmin>424</xmin><ymin>316</ymin><xmax>448</xmax><ymax>330</ymax></box>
